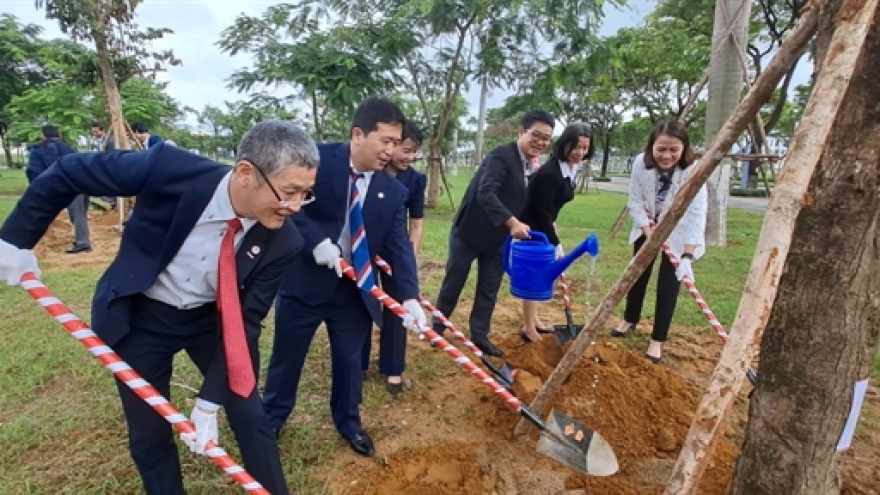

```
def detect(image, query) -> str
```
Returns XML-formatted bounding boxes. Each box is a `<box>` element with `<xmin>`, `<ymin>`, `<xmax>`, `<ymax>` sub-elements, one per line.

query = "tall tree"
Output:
<box><xmin>0</xmin><ymin>14</ymin><xmax>44</xmax><ymax>165</ymax></box>
<box><xmin>34</xmin><ymin>0</ymin><xmax>178</xmax><ymax>150</ymax></box>
<box><xmin>730</xmin><ymin>0</ymin><xmax>880</xmax><ymax>492</ymax></box>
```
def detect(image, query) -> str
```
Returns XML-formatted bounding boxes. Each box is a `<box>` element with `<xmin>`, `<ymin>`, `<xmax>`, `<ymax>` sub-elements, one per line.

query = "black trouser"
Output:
<box><xmin>434</xmin><ymin>227</ymin><xmax>505</xmax><ymax>341</ymax></box>
<box><xmin>114</xmin><ymin>296</ymin><xmax>288</xmax><ymax>495</ymax></box>
<box><xmin>623</xmin><ymin>235</ymin><xmax>681</xmax><ymax>342</ymax></box>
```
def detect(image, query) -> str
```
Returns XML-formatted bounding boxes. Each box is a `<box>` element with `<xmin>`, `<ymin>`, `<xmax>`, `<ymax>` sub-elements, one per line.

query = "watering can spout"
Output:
<box><xmin>543</xmin><ymin>233</ymin><xmax>600</xmax><ymax>284</ymax></box>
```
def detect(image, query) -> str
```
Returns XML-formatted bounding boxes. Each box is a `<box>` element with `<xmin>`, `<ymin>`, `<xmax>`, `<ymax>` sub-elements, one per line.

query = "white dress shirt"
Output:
<box><xmin>144</xmin><ymin>171</ymin><xmax>257</xmax><ymax>309</ymax></box>
<box><xmin>338</xmin><ymin>163</ymin><xmax>374</xmax><ymax>262</ymax></box>
<box><xmin>560</xmin><ymin>161</ymin><xmax>580</xmax><ymax>182</ymax></box>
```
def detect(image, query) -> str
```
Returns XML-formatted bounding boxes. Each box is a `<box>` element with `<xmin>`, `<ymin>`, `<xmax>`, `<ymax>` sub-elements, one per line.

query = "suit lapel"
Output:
<box><xmin>159</xmin><ymin>172</ymin><xmax>225</xmax><ymax>268</ymax></box>
<box><xmin>236</xmin><ymin>225</ymin><xmax>271</xmax><ymax>282</ymax></box>
<box><xmin>334</xmin><ymin>145</ymin><xmax>352</xmax><ymax>235</ymax></box>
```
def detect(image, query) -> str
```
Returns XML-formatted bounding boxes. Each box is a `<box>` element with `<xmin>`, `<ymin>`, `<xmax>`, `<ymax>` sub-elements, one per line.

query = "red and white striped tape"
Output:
<box><xmin>659</xmin><ymin>245</ymin><xmax>730</xmax><ymax>342</ymax></box>
<box><xmin>18</xmin><ymin>272</ymin><xmax>269</xmax><ymax>495</ymax></box>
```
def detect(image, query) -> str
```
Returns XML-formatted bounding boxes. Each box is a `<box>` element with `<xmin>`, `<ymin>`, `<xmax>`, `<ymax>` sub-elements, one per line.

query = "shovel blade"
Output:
<box><xmin>536</xmin><ymin>410</ymin><xmax>619</xmax><ymax>476</ymax></box>
<box><xmin>483</xmin><ymin>356</ymin><xmax>516</xmax><ymax>390</ymax></box>
<box><xmin>554</xmin><ymin>324</ymin><xmax>580</xmax><ymax>346</ymax></box>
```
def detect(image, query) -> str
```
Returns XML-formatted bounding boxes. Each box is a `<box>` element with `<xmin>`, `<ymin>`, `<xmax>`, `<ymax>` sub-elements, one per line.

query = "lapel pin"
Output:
<box><xmin>246</xmin><ymin>252</ymin><xmax>254</xmax><ymax>259</ymax></box>
<box><xmin>378</xmin><ymin>192</ymin><xmax>385</xmax><ymax>199</ymax></box>
<box><xmin>250</xmin><ymin>246</ymin><xmax>261</xmax><ymax>255</ymax></box>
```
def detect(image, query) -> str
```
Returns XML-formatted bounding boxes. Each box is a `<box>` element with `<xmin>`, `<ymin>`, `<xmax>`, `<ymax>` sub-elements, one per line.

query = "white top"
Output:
<box><xmin>338</xmin><ymin>163</ymin><xmax>374</xmax><ymax>262</ymax></box>
<box><xmin>560</xmin><ymin>161</ymin><xmax>580</xmax><ymax>181</ymax></box>
<box><xmin>144</xmin><ymin>171</ymin><xmax>257</xmax><ymax>309</ymax></box>
<box><xmin>627</xmin><ymin>153</ymin><xmax>708</xmax><ymax>260</ymax></box>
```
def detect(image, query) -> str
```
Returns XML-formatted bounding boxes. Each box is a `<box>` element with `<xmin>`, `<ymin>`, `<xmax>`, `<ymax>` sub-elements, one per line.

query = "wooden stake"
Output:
<box><xmin>664</xmin><ymin>0</ymin><xmax>875</xmax><ymax>491</ymax></box>
<box><xmin>514</xmin><ymin>4</ymin><xmax>820</xmax><ymax>438</ymax></box>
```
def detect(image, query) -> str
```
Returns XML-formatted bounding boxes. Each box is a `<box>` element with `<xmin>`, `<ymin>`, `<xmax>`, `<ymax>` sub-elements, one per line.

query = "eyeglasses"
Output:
<box><xmin>528</xmin><ymin>130</ymin><xmax>552</xmax><ymax>144</ymax></box>
<box><xmin>250</xmin><ymin>162</ymin><xmax>316</xmax><ymax>208</ymax></box>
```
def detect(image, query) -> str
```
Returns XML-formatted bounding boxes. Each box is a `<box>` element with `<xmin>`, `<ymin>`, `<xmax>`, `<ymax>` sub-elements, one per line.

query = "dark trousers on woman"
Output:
<box><xmin>361</xmin><ymin>268</ymin><xmax>407</xmax><ymax>376</ymax></box>
<box><xmin>623</xmin><ymin>235</ymin><xmax>681</xmax><ymax>342</ymax></box>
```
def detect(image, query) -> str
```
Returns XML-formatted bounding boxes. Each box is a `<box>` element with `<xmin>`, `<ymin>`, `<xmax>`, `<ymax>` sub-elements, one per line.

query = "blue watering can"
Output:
<box><xmin>502</xmin><ymin>231</ymin><xmax>600</xmax><ymax>301</ymax></box>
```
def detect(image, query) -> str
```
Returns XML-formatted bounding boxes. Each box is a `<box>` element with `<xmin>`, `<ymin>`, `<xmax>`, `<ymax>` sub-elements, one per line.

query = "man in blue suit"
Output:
<box><xmin>263</xmin><ymin>97</ymin><xmax>427</xmax><ymax>457</ymax></box>
<box><xmin>0</xmin><ymin>121</ymin><xmax>319</xmax><ymax>495</ymax></box>
<box><xmin>361</xmin><ymin>120</ymin><xmax>427</xmax><ymax>395</ymax></box>
<box><xmin>131</xmin><ymin>122</ymin><xmax>163</xmax><ymax>150</ymax></box>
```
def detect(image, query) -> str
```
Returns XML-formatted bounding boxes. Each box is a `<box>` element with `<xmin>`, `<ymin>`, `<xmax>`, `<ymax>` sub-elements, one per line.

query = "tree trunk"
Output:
<box><xmin>730</xmin><ymin>1</ymin><xmax>880</xmax><ymax>492</ymax></box>
<box><xmin>2</xmin><ymin>144</ymin><xmax>13</xmax><ymax>169</ymax></box>
<box><xmin>311</xmin><ymin>91</ymin><xmax>323</xmax><ymax>141</ymax></box>
<box><xmin>704</xmin><ymin>0</ymin><xmax>752</xmax><ymax>246</ymax></box>
<box><xmin>600</xmin><ymin>129</ymin><xmax>612</xmax><ymax>177</ymax></box>
<box><xmin>426</xmin><ymin>143</ymin><xmax>442</xmax><ymax>209</ymax></box>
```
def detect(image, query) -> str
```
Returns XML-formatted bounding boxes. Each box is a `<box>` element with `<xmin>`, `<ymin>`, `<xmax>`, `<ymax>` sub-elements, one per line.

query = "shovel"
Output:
<box><xmin>343</xmin><ymin>260</ymin><xmax>619</xmax><ymax>476</ymax></box>
<box><xmin>554</xmin><ymin>272</ymin><xmax>581</xmax><ymax>345</ymax></box>
<box><xmin>373</xmin><ymin>256</ymin><xmax>516</xmax><ymax>389</ymax></box>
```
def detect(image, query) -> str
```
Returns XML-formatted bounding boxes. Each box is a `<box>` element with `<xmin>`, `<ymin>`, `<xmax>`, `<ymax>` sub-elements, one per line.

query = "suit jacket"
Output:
<box><xmin>26</xmin><ymin>139</ymin><xmax>76</xmax><ymax>179</ymax></box>
<box><xmin>627</xmin><ymin>152</ymin><xmax>708</xmax><ymax>260</ymax></box>
<box><xmin>453</xmin><ymin>142</ymin><xmax>529</xmax><ymax>254</ymax></box>
<box><xmin>141</xmin><ymin>134</ymin><xmax>163</xmax><ymax>150</ymax></box>
<box><xmin>0</xmin><ymin>144</ymin><xmax>304</xmax><ymax>404</ymax></box>
<box><xmin>278</xmin><ymin>143</ymin><xmax>418</xmax><ymax>324</ymax></box>
<box><xmin>520</xmin><ymin>158</ymin><xmax>576</xmax><ymax>246</ymax></box>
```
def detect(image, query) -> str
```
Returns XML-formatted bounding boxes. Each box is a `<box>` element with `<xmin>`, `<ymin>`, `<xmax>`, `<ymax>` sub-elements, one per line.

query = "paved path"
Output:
<box><xmin>591</xmin><ymin>177</ymin><xmax>768</xmax><ymax>212</ymax></box>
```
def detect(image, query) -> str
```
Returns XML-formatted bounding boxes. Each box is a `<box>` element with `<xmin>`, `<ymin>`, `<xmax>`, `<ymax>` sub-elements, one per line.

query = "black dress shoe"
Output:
<box><xmin>610</xmin><ymin>322</ymin><xmax>635</xmax><ymax>338</ymax></box>
<box><xmin>536</xmin><ymin>326</ymin><xmax>556</xmax><ymax>334</ymax></box>
<box><xmin>519</xmin><ymin>331</ymin><xmax>541</xmax><ymax>343</ymax></box>
<box><xmin>346</xmin><ymin>432</ymin><xmax>375</xmax><ymax>457</ymax></box>
<box><xmin>386</xmin><ymin>380</ymin><xmax>404</xmax><ymax>396</ymax></box>
<box><xmin>65</xmin><ymin>244</ymin><xmax>92</xmax><ymax>254</ymax></box>
<box><xmin>473</xmin><ymin>338</ymin><xmax>505</xmax><ymax>357</ymax></box>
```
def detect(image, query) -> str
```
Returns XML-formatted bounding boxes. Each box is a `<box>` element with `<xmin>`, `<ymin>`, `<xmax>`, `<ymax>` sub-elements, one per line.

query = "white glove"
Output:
<box><xmin>0</xmin><ymin>240</ymin><xmax>40</xmax><ymax>286</ymax></box>
<box><xmin>401</xmin><ymin>298</ymin><xmax>428</xmax><ymax>333</ymax></box>
<box><xmin>675</xmin><ymin>257</ymin><xmax>694</xmax><ymax>282</ymax></box>
<box><xmin>312</xmin><ymin>238</ymin><xmax>343</xmax><ymax>277</ymax></box>
<box><xmin>554</xmin><ymin>244</ymin><xmax>565</xmax><ymax>259</ymax></box>
<box><xmin>180</xmin><ymin>399</ymin><xmax>219</xmax><ymax>455</ymax></box>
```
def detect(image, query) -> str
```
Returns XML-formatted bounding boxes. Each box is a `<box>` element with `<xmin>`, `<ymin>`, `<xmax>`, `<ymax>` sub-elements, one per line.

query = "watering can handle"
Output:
<box><xmin>528</xmin><ymin>231</ymin><xmax>549</xmax><ymax>244</ymax></box>
<box><xmin>502</xmin><ymin>236</ymin><xmax>512</xmax><ymax>274</ymax></box>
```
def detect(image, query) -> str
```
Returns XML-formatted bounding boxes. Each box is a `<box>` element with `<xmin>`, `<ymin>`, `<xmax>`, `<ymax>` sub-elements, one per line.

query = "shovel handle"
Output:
<box><xmin>343</xmin><ymin>260</ymin><xmax>525</xmax><ymax>411</ymax></box>
<box><xmin>18</xmin><ymin>273</ymin><xmax>269</xmax><ymax>495</ymax></box>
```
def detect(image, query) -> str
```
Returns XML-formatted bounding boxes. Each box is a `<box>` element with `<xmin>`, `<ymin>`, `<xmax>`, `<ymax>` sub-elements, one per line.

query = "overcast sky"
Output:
<box><xmin>4</xmin><ymin>0</ymin><xmax>664</xmax><ymax>127</ymax></box>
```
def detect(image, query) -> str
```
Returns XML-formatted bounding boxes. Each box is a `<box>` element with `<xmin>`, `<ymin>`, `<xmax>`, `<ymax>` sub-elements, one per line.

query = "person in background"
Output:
<box><xmin>518</xmin><ymin>122</ymin><xmax>594</xmax><ymax>342</ymax></box>
<box><xmin>610</xmin><ymin>121</ymin><xmax>707</xmax><ymax>363</ymax></box>
<box><xmin>433</xmin><ymin>110</ymin><xmax>556</xmax><ymax>357</ymax></box>
<box><xmin>131</xmin><ymin>122</ymin><xmax>163</xmax><ymax>150</ymax></box>
<box><xmin>91</xmin><ymin>122</ymin><xmax>118</xmax><ymax>210</ymax></box>
<box><xmin>361</xmin><ymin>120</ymin><xmax>427</xmax><ymax>395</ymax></box>
<box><xmin>263</xmin><ymin>97</ymin><xmax>427</xmax><ymax>458</ymax></box>
<box><xmin>26</xmin><ymin>124</ymin><xmax>91</xmax><ymax>254</ymax></box>
<box><xmin>0</xmin><ymin>120</ymin><xmax>320</xmax><ymax>494</ymax></box>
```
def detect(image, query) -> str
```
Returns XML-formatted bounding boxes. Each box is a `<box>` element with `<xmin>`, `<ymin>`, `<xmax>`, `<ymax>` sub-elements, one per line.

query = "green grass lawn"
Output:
<box><xmin>0</xmin><ymin>167</ymin><xmax>875</xmax><ymax>493</ymax></box>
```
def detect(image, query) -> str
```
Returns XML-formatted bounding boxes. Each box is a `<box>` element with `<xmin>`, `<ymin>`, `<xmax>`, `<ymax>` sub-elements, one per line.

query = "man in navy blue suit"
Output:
<box><xmin>131</xmin><ymin>122</ymin><xmax>163</xmax><ymax>150</ymax></box>
<box><xmin>361</xmin><ymin>120</ymin><xmax>427</xmax><ymax>395</ymax></box>
<box><xmin>0</xmin><ymin>121</ymin><xmax>319</xmax><ymax>495</ymax></box>
<box><xmin>263</xmin><ymin>97</ymin><xmax>427</xmax><ymax>457</ymax></box>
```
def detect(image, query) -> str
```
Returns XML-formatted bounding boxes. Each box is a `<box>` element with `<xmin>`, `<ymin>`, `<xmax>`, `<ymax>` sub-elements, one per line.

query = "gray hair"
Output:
<box><xmin>236</xmin><ymin>121</ymin><xmax>320</xmax><ymax>177</ymax></box>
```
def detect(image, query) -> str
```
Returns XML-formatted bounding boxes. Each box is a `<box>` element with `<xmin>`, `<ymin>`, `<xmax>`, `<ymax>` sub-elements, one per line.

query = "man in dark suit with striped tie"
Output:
<box><xmin>0</xmin><ymin>121</ymin><xmax>320</xmax><ymax>494</ymax></box>
<box><xmin>263</xmin><ymin>97</ymin><xmax>427</xmax><ymax>457</ymax></box>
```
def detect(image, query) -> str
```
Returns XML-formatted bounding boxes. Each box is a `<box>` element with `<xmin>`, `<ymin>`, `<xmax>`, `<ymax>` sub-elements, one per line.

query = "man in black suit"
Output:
<box><xmin>433</xmin><ymin>110</ymin><xmax>556</xmax><ymax>356</ymax></box>
<box><xmin>0</xmin><ymin>121</ymin><xmax>319</xmax><ymax>495</ymax></box>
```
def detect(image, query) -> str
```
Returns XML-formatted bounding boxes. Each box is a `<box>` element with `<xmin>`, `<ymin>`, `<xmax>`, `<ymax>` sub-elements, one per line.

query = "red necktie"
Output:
<box><xmin>217</xmin><ymin>218</ymin><xmax>254</xmax><ymax>397</ymax></box>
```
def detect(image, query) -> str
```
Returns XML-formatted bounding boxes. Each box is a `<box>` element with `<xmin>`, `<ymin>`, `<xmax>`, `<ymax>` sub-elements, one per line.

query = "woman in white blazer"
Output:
<box><xmin>610</xmin><ymin>121</ymin><xmax>707</xmax><ymax>363</ymax></box>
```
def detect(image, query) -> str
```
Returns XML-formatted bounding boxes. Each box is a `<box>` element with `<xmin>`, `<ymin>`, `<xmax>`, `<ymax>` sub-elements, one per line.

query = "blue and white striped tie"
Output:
<box><xmin>349</xmin><ymin>172</ymin><xmax>376</xmax><ymax>291</ymax></box>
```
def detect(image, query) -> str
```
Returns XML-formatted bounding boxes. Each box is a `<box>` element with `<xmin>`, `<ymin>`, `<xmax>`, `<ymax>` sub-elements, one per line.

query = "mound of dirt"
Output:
<box><xmin>338</xmin><ymin>334</ymin><xmax>738</xmax><ymax>495</ymax></box>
